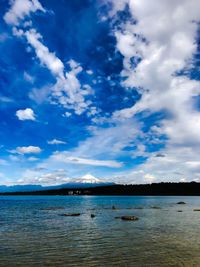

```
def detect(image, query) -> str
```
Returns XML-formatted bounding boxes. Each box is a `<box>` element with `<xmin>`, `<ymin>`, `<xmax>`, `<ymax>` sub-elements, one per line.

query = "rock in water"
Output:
<box><xmin>177</xmin><ymin>201</ymin><xmax>186</xmax><ymax>204</ymax></box>
<box><xmin>91</xmin><ymin>214</ymin><xmax>95</xmax><ymax>218</ymax></box>
<box><xmin>121</xmin><ymin>216</ymin><xmax>139</xmax><ymax>221</ymax></box>
<box><xmin>112</xmin><ymin>205</ymin><xmax>116</xmax><ymax>210</ymax></box>
<box><xmin>193</xmin><ymin>209</ymin><xmax>200</xmax><ymax>211</ymax></box>
<box><xmin>150</xmin><ymin>206</ymin><xmax>161</xmax><ymax>209</ymax></box>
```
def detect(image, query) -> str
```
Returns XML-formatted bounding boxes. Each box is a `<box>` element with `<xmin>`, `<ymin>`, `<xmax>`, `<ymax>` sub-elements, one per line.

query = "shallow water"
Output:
<box><xmin>0</xmin><ymin>195</ymin><xmax>200</xmax><ymax>267</ymax></box>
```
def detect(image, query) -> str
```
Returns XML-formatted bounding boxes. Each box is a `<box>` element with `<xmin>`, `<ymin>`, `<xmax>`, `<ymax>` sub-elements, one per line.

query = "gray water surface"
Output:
<box><xmin>0</xmin><ymin>195</ymin><xmax>200</xmax><ymax>267</ymax></box>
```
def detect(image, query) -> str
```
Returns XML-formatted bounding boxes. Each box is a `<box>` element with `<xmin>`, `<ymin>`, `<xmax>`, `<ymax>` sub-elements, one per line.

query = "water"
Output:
<box><xmin>0</xmin><ymin>196</ymin><xmax>200</xmax><ymax>267</ymax></box>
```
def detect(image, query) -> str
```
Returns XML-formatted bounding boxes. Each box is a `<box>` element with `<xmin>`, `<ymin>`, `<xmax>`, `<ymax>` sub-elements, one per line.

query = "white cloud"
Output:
<box><xmin>102</xmin><ymin>0</ymin><xmax>200</xmax><ymax>182</ymax></box>
<box><xmin>16</xmin><ymin>28</ymin><xmax>92</xmax><ymax>114</ymax></box>
<box><xmin>25</xmin><ymin>29</ymin><xmax>64</xmax><ymax>77</ymax></box>
<box><xmin>13</xmin><ymin>146</ymin><xmax>42</xmax><ymax>154</ymax></box>
<box><xmin>4</xmin><ymin>1</ymin><xmax>93</xmax><ymax>115</ymax></box>
<box><xmin>16</xmin><ymin>108</ymin><xmax>36</xmax><ymax>121</ymax></box>
<box><xmin>63</xmin><ymin>111</ymin><xmax>72</xmax><ymax>117</ymax></box>
<box><xmin>86</xmin><ymin>70</ymin><xmax>93</xmax><ymax>75</ymax></box>
<box><xmin>51</xmin><ymin>152</ymin><xmax>123</xmax><ymax>168</ymax></box>
<box><xmin>113</xmin><ymin>143</ymin><xmax>200</xmax><ymax>184</ymax></box>
<box><xmin>47</xmin><ymin>139</ymin><xmax>66</xmax><ymax>145</ymax></box>
<box><xmin>4</xmin><ymin>0</ymin><xmax>45</xmax><ymax>25</ymax></box>
<box><xmin>144</xmin><ymin>174</ymin><xmax>156</xmax><ymax>183</ymax></box>
<box><xmin>18</xmin><ymin>169</ymin><xmax>70</xmax><ymax>185</ymax></box>
<box><xmin>112</xmin><ymin>0</ymin><xmax>200</xmax><ymax>120</ymax></box>
<box><xmin>29</xmin><ymin>86</ymin><xmax>49</xmax><ymax>104</ymax></box>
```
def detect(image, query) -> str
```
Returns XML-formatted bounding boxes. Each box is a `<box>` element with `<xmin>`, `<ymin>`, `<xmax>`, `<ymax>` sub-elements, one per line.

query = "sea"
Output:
<box><xmin>0</xmin><ymin>195</ymin><xmax>200</xmax><ymax>267</ymax></box>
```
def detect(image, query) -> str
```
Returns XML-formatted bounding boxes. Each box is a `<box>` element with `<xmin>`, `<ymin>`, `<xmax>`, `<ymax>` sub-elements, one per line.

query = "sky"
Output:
<box><xmin>0</xmin><ymin>0</ymin><xmax>200</xmax><ymax>185</ymax></box>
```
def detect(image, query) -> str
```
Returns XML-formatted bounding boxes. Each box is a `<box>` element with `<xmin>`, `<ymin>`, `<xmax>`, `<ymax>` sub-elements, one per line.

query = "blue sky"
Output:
<box><xmin>0</xmin><ymin>0</ymin><xmax>200</xmax><ymax>185</ymax></box>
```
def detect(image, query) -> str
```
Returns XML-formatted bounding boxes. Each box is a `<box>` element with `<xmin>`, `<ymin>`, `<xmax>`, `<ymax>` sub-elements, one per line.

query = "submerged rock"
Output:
<box><xmin>121</xmin><ymin>216</ymin><xmax>139</xmax><ymax>221</ymax></box>
<box><xmin>91</xmin><ymin>214</ymin><xmax>95</xmax><ymax>218</ymax></box>
<box><xmin>177</xmin><ymin>210</ymin><xmax>183</xmax><ymax>212</ymax></box>
<box><xmin>177</xmin><ymin>201</ymin><xmax>186</xmax><ymax>204</ymax></box>
<box><xmin>193</xmin><ymin>209</ymin><xmax>200</xmax><ymax>211</ymax></box>
<box><xmin>150</xmin><ymin>206</ymin><xmax>161</xmax><ymax>209</ymax></box>
<box><xmin>60</xmin><ymin>213</ymin><xmax>81</xmax><ymax>217</ymax></box>
<box><xmin>112</xmin><ymin>205</ymin><xmax>117</xmax><ymax>210</ymax></box>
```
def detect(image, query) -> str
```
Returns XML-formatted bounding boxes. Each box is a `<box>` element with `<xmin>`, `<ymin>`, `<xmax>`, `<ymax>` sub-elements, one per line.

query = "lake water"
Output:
<box><xmin>0</xmin><ymin>196</ymin><xmax>200</xmax><ymax>267</ymax></box>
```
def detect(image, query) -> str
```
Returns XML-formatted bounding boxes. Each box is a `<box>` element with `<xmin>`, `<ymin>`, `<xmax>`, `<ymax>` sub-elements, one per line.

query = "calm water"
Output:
<box><xmin>0</xmin><ymin>196</ymin><xmax>200</xmax><ymax>267</ymax></box>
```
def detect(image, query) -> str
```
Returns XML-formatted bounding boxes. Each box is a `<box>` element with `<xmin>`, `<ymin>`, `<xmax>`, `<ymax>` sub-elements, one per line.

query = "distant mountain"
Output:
<box><xmin>0</xmin><ymin>174</ymin><xmax>114</xmax><ymax>193</ymax></box>
<box><xmin>0</xmin><ymin>185</ymin><xmax>44</xmax><ymax>193</ymax></box>
<box><xmin>71</xmin><ymin>174</ymin><xmax>107</xmax><ymax>184</ymax></box>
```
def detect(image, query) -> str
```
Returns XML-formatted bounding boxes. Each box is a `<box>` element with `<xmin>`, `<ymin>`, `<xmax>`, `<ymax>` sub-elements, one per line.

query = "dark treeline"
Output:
<box><xmin>1</xmin><ymin>182</ymin><xmax>200</xmax><ymax>196</ymax></box>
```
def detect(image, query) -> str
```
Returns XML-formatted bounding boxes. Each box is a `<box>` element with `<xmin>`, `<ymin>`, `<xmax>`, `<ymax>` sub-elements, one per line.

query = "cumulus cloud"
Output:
<box><xmin>11</xmin><ymin>146</ymin><xmax>42</xmax><ymax>154</ymax></box>
<box><xmin>112</xmin><ymin>142</ymin><xmax>200</xmax><ymax>184</ymax></box>
<box><xmin>18</xmin><ymin>169</ymin><xmax>70</xmax><ymax>185</ymax></box>
<box><xmin>111</xmin><ymin>0</ymin><xmax>200</xmax><ymax>119</ymax></box>
<box><xmin>47</xmin><ymin>139</ymin><xmax>66</xmax><ymax>145</ymax></box>
<box><xmin>104</xmin><ymin>0</ymin><xmax>200</xmax><ymax>182</ymax></box>
<box><xmin>63</xmin><ymin>111</ymin><xmax>72</xmax><ymax>117</ymax></box>
<box><xmin>16</xmin><ymin>108</ymin><xmax>36</xmax><ymax>120</ymax></box>
<box><xmin>4</xmin><ymin>0</ymin><xmax>45</xmax><ymax>25</ymax></box>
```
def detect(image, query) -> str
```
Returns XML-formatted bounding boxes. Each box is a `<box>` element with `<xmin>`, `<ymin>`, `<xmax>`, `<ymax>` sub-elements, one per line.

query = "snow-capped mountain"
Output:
<box><xmin>73</xmin><ymin>174</ymin><xmax>105</xmax><ymax>184</ymax></box>
<box><xmin>0</xmin><ymin>174</ymin><xmax>114</xmax><ymax>193</ymax></box>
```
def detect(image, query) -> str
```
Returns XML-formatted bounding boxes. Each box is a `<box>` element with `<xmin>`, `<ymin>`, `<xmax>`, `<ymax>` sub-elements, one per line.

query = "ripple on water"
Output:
<box><xmin>0</xmin><ymin>196</ymin><xmax>200</xmax><ymax>267</ymax></box>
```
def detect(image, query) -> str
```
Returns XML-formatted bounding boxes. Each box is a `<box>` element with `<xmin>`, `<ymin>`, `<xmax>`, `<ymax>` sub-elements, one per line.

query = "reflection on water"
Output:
<box><xmin>0</xmin><ymin>196</ymin><xmax>200</xmax><ymax>267</ymax></box>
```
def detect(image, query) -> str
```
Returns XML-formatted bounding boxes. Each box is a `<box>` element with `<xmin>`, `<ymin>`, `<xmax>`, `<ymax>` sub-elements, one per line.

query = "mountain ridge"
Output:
<box><xmin>0</xmin><ymin>174</ymin><xmax>114</xmax><ymax>193</ymax></box>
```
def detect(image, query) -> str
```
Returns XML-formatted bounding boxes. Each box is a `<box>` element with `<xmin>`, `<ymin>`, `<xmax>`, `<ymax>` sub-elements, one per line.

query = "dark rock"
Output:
<box><xmin>91</xmin><ymin>214</ymin><xmax>95</xmax><ymax>218</ymax></box>
<box><xmin>60</xmin><ymin>213</ymin><xmax>80</xmax><ymax>217</ymax></box>
<box><xmin>177</xmin><ymin>201</ymin><xmax>186</xmax><ymax>204</ymax></box>
<box><xmin>193</xmin><ymin>209</ymin><xmax>200</xmax><ymax>211</ymax></box>
<box><xmin>150</xmin><ymin>206</ymin><xmax>161</xmax><ymax>209</ymax></box>
<box><xmin>112</xmin><ymin>205</ymin><xmax>117</xmax><ymax>210</ymax></box>
<box><xmin>115</xmin><ymin>216</ymin><xmax>121</xmax><ymax>219</ymax></box>
<box><xmin>121</xmin><ymin>216</ymin><xmax>139</xmax><ymax>221</ymax></box>
<box><xmin>177</xmin><ymin>210</ymin><xmax>183</xmax><ymax>212</ymax></box>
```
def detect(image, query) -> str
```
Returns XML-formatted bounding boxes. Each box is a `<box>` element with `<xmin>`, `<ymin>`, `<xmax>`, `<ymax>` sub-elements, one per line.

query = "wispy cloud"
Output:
<box><xmin>51</xmin><ymin>152</ymin><xmax>123</xmax><ymax>168</ymax></box>
<box><xmin>5</xmin><ymin>0</ymin><xmax>94</xmax><ymax>115</ymax></box>
<box><xmin>47</xmin><ymin>139</ymin><xmax>66</xmax><ymax>145</ymax></box>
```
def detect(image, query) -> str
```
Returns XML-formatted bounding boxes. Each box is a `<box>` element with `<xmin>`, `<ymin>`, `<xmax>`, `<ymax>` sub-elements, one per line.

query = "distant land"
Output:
<box><xmin>1</xmin><ymin>182</ymin><xmax>200</xmax><ymax>196</ymax></box>
<box><xmin>0</xmin><ymin>174</ymin><xmax>114</xmax><ymax>193</ymax></box>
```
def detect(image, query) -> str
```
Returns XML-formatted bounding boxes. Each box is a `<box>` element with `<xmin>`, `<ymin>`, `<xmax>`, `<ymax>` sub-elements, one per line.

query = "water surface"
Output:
<box><xmin>0</xmin><ymin>196</ymin><xmax>200</xmax><ymax>267</ymax></box>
